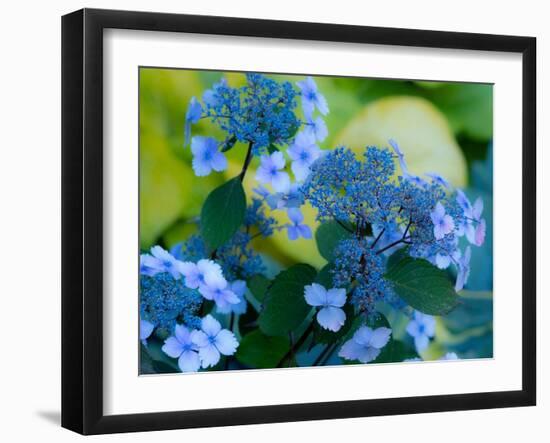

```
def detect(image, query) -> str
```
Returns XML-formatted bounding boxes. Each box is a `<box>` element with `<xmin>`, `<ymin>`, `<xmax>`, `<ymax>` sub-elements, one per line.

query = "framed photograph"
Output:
<box><xmin>62</xmin><ymin>8</ymin><xmax>536</xmax><ymax>435</ymax></box>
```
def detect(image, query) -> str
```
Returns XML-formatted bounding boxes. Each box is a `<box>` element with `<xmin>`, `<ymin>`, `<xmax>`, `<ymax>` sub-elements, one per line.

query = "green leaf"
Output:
<box><xmin>200</xmin><ymin>177</ymin><xmax>246</xmax><ymax>249</ymax></box>
<box><xmin>385</xmin><ymin>251</ymin><xmax>459</xmax><ymax>315</ymax></box>
<box><xmin>236</xmin><ymin>330</ymin><xmax>290</xmax><ymax>368</ymax></box>
<box><xmin>316</xmin><ymin>263</ymin><xmax>335</xmax><ymax>288</ymax></box>
<box><xmin>259</xmin><ymin>264</ymin><xmax>317</xmax><ymax>336</ymax></box>
<box><xmin>315</xmin><ymin>221</ymin><xmax>353</xmax><ymax>262</ymax></box>
<box><xmin>443</xmin><ymin>291</ymin><xmax>493</xmax><ymax>334</ymax></box>
<box><xmin>247</xmin><ymin>274</ymin><xmax>271</xmax><ymax>302</ymax></box>
<box><xmin>140</xmin><ymin>342</ymin><xmax>179</xmax><ymax>374</ymax></box>
<box><xmin>373</xmin><ymin>339</ymin><xmax>419</xmax><ymax>364</ymax></box>
<box><xmin>267</xmin><ymin>144</ymin><xmax>280</xmax><ymax>154</ymax></box>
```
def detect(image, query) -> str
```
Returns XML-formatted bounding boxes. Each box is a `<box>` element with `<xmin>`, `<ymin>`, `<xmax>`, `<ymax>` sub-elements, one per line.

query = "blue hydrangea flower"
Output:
<box><xmin>389</xmin><ymin>139</ymin><xmax>426</xmax><ymax>185</ymax></box>
<box><xmin>406</xmin><ymin>311</ymin><xmax>436</xmax><ymax>352</ymax></box>
<box><xmin>202</xmin><ymin>78</ymin><xmax>226</xmax><ymax>107</ymax></box>
<box><xmin>198</xmin><ymin>274</ymin><xmax>240</xmax><ymax>312</ymax></box>
<box><xmin>304</xmin><ymin>283</ymin><xmax>347</xmax><ymax>332</ymax></box>
<box><xmin>286</xmin><ymin>208</ymin><xmax>312</xmax><ymax>240</ymax></box>
<box><xmin>140</xmin><ymin>246</ymin><xmax>185</xmax><ymax>279</ymax></box>
<box><xmin>463</xmin><ymin>197</ymin><xmax>486</xmax><ymax>246</ymax></box>
<box><xmin>431</xmin><ymin>202</ymin><xmax>455</xmax><ymax>240</ymax></box>
<box><xmin>426</xmin><ymin>172</ymin><xmax>450</xmax><ymax>188</ymax></box>
<box><xmin>140</xmin><ymin>273</ymin><xmax>202</xmax><ymax>330</ymax></box>
<box><xmin>184</xmin><ymin>97</ymin><xmax>202</xmax><ymax>146</ymax></box>
<box><xmin>140</xmin><ymin>319</ymin><xmax>154</xmax><ymax>345</ymax></box>
<box><xmin>287</xmin><ymin>131</ymin><xmax>322</xmax><ymax>181</ymax></box>
<box><xmin>455</xmin><ymin>246</ymin><xmax>472</xmax><ymax>291</ymax></box>
<box><xmin>261</xmin><ymin>183</ymin><xmax>304</xmax><ymax>211</ymax></box>
<box><xmin>434</xmin><ymin>245</ymin><xmax>460</xmax><ymax>270</ymax></box>
<box><xmin>304</xmin><ymin>116</ymin><xmax>328</xmax><ymax>142</ymax></box>
<box><xmin>217</xmin><ymin>280</ymin><xmax>248</xmax><ymax>315</ymax></box>
<box><xmin>140</xmin><ymin>253</ymin><xmax>162</xmax><ymax>277</ymax></box>
<box><xmin>162</xmin><ymin>324</ymin><xmax>201</xmax><ymax>372</ymax></box>
<box><xmin>255</xmin><ymin>151</ymin><xmax>290</xmax><ymax>192</ymax></box>
<box><xmin>199</xmin><ymin>73</ymin><xmax>299</xmax><ymax>154</ymax></box>
<box><xmin>339</xmin><ymin>326</ymin><xmax>392</xmax><ymax>363</ymax></box>
<box><xmin>179</xmin><ymin>259</ymin><xmax>224</xmax><ymax>290</ymax></box>
<box><xmin>296</xmin><ymin>76</ymin><xmax>329</xmax><ymax>118</ymax></box>
<box><xmin>190</xmin><ymin>136</ymin><xmax>227</xmax><ymax>176</ymax></box>
<box><xmin>191</xmin><ymin>315</ymin><xmax>239</xmax><ymax>368</ymax></box>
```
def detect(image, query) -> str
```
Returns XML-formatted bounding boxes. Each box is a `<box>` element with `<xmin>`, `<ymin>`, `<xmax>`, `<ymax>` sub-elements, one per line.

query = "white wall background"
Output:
<box><xmin>0</xmin><ymin>0</ymin><xmax>546</xmax><ymax>441</ymax></box>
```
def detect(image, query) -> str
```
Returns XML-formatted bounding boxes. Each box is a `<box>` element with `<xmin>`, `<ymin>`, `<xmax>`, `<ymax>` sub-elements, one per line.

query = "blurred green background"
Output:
<box><xmin>139</xmin><ymin>68</ymin><xmax>493</xmax><ymax>359</ymax></box>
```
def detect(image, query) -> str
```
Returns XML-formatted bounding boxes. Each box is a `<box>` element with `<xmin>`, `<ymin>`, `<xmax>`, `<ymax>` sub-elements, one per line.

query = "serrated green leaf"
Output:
<box><xmin>385</xmin><ymin>252</ymin><xmax>459</xmax><ymax>315</ymax></box>
<box><xmin>236</xmin><ymin>330</ymin><xmax>290</xmax><ymax>368</ymax></box>
<box><xmin>247</xmin><ymin>274</ymin><xmax>271</xmax><ymax>302</ymax></box>
<box><xmin>200</xmin><ymin>177</ymin><xmax>246</xmax><ymax>249</ymax></box>
<box><xmin>315</xmin><ymin>263</ymin><xmax>335</xmax><ymax>288</ymax></box>
<box><xmin>259</xmin><ymin>264</ymin><xmax>317</xmax><ymax>336</ymax></box>
<box><xmin>315</xmin><ymin>221</ymin><xmax>353</xmax><ymax>262</ymax></box>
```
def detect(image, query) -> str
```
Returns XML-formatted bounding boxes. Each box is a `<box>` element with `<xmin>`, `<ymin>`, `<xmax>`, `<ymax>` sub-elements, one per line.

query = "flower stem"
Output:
<box><xmin>277</xmin><ymin>323</ymin><xmax>314</xmax><ymax>368</ymax></box>
<box><xmin>376</xmin><ymin>236</ymin><xmax>412</xmax><ymax>255</ymax></box>
<box><xmin>313</xmin><ymin>342</ymin><xmax>337</xmax><ymax>366</ymax></box>
<box><xmin>239</xmin><ymin>142</ymin><xmax>254</xmax><ymax>182</ymax></box>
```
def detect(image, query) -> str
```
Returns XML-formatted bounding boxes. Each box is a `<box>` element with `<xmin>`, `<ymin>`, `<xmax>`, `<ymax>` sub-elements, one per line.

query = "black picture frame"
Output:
<box><xmin>61</xmin><ymin>8</ymin><xmax>537</xmax><ymax>435</ymax></box>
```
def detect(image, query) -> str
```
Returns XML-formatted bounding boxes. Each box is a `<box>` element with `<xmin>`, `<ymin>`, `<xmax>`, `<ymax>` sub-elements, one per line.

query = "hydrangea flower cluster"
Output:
<box><xmin>185</xmin><ymin>73</ymin><xmax>331</xmax><ymax>243</ymax></box>
<box><xmin>162</xmin><ymin>315</ymin><xmax>238</xmax><ymax>372</ymax></box>
<box><xmin>302</xmin><ymin>141</ymin><xmax>487</xmax><ymax>315</ymax></box>
<box><xmin>141</xmin><ymin>72</ymin><xmax>489</xmax><ymax>373</ymax></box>
<box><xmin>140</xmin><ymin>245</ymin><xmax>241</xmax><ymax>338</ymax></box>
<box><xmin>185</xmin><ymin>74</ymin><xmax>300</xmax><ymax>159</ymax></box>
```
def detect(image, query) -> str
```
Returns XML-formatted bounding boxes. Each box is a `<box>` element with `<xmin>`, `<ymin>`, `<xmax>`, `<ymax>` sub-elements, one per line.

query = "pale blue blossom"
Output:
<box><xmin>304</xmin><ymin>283</ymin><xmax>346</xmax><ymax>332</ymax></box>
<box><xmin>140</xmin><ymin>253</ymin><xmax>163</xmax><ymax>276</ymax></box>
<box><xmin>287</xmin><ymin>131</ymin><xmax>322</xmax><ymax>181</ymax></box>
<box><xmin>406</xmin><ymin>311</ymin><xmax>436</xmax><ymax>352</ymax></box>
<box><xmin>179</xmin><ymin>259</ymin><xmax>224</xmax><ymax>290</ymax></box>
<box><xmin>216</xmin><ymin>280</ymin><xmax>248</xmax><ymax>315</ymax></box>
<box><xmin>184</xmin><ymin>97</ymin><xmax>202</xmax><ymax>146</ymax></box>
<box><xmin>389</xmin><ymin>139</ymin><xmax>426</xmax><ymax>186</ymax></box>
<box><xmin>286</xmin><ymin>208</ymin><xmax>312</xmax><ymax>240</ymax></box>
<box><xmin>440</xmin><ymin>352</ymin><xmax>459</xmax><ymax>360</ymax></box>
<box><xmin>262</xmin><ymin>183</ymin><xmax>303</xmax><ymax>211</ymax></box>
<box><xmin>140</xmin><ymin>319</ymin><xmax>154</xmax><ymax>345</ymax></box>
<box><xmin>296</xmin><ymin>76</ymin><xmax>329</xmax><ymax>118</ymax></box>
<box><xmin>202</xmin><ymin>77</ymin><xmax>226</xmax><ymax>107</ymax></box>
<box><xmin>162</xmin><ymin>324</ymin><xmax>201</xmax><ymax>372</ymax></box>
<box><xmin>426</xmin><ymin>172</ymin><xmax>450</xmax><ymax>188</ymax></box>
<box><xmin>304</xmin><ymin>116</ymin><xmax>328</xmax><ymax>142</ymax></box>
<box><xmin>191</xmin><ymin>136</ymin><xmax>227</xmax><ymax>176</ymax></box>
<box><xmin>255</xmin><ymin>151</ymin><xmax>290</xmax><ymax>192</ymax></box>
<box><xmin>431</xmin><ymin>202</ymin><xmax>455</xmax><ymax>240</ymax></box>
<box><xmin>191</xmin><ymin>315</ymin><xmax>239</xmax><ymax>368</ymax></box>
<box><xmin>141</xmin><ymin>246</ymin><xmax>185</xmax><ymax>279</ymax></box>
<box><xmin>455</xmin><ymin>246</ymin><xmax>472</xmax><ymax>291</ymax></box>
<box><xmin>434</xmin><ymin>247</ymin><xmax>460</xmax><ymax>270</ymax></box>
<box><xmin>465</xmin><ymin>197</ymin><xmax>486</xmax><ymax>246</ymax></box>
<box><xmin>339</xmin><ymin>326</ymin><xmax>392</xmax><ymax>363</ymax></box>
<box><xmin>198</xmin><ymin>274</ymin><xmax>240</xmax><ymax>312</ymax></box>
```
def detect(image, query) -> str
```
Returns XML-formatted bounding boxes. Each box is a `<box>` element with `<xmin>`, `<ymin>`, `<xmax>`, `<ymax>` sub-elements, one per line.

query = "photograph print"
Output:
<box><xmin>138</xmin><ymin>68</ymin><xmax>493</xmax><ymax>374</ymax></box>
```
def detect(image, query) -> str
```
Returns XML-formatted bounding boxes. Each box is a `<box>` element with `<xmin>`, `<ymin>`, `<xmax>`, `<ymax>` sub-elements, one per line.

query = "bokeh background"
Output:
<box><xmin>140</xmin><ymin>68</ymin><xmax>493</xmax><ymax>360</ymax></box>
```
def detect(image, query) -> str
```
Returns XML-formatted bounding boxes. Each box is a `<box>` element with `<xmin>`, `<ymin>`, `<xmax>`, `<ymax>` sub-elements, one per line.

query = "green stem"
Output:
<box><xmin>239</xmin><ymin>142</ymin><xmax>254</xmax><ymax>182</ymax></box>
<box><xmin>277</xmin><ymin>323</ymin><xmax>314</xmax><ymax>368</ymax></box>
